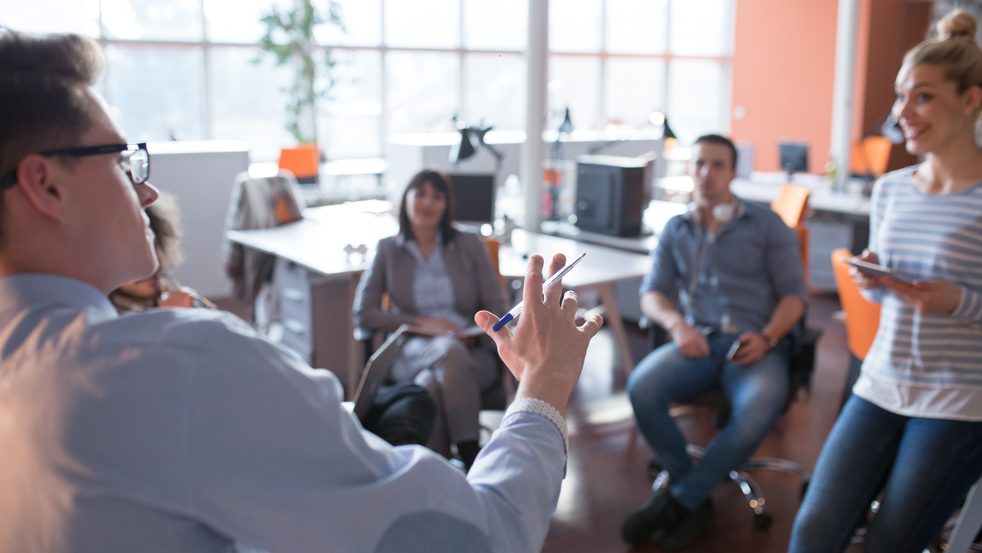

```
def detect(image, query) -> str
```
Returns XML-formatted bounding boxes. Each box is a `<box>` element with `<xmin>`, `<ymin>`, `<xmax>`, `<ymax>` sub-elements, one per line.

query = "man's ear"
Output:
<box><xmin>13</xmin><ymin>155</ymin><xmax>66</xmax><ymax>221</ymax></box>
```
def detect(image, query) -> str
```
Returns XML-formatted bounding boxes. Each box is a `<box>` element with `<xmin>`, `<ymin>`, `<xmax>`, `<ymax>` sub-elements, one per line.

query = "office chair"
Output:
<box><xmin>642</xmin><ymin>317</ymin><xmax>820</xmax><ymax>530</ymax></box>
<box><xmin>830</xmin><ymin>248</ymin><xmax>881</xmax><ymax>411</ymax></box>
<box><xmin>850</xmin><ymin>136</ymin><xmax>892</xmax><ymax>179</ymax></box>
<box><xmin>353</xmin><ymin>237</ymin><xmax>514</xmax><ymax>445</ymax></box>
<box><xmin>771</xmin><ymin>184</ymin><xmax>811</xmax><ymax>286</ymax></box>
<box><xmin>277</xmin><ymin>145</ymin><xmax>320</xmax><ymax>185</ymax></box>
<box><xmin>642</xmin><ymin>207</ymin><xmax>819</xmax><ymax>529</ymax></box>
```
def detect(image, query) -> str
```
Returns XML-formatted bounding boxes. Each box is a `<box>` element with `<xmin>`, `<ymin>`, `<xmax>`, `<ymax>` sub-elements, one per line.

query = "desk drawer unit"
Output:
<box><xmin>272</xmin><ymin>258</ymin><xmax>359</xmax><ymax>395</ymax></box>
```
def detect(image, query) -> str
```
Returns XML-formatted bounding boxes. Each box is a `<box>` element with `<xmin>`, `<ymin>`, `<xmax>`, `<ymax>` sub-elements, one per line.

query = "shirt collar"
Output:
<box><xmin>0</xmin><ymin>274</ymin><xmax>118</xmax><ymax>319</ymax></box>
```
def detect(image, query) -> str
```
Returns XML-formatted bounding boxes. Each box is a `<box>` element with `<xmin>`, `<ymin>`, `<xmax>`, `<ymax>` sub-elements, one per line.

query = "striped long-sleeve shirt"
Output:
<box><xmin>853</xmin><ymin>166</ymin><xmax>982</xmax><ymax>421</ymax></box>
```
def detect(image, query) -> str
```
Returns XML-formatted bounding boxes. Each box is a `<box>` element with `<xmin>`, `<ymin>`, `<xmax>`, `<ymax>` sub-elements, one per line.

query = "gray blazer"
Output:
<box><xmin>353</xmin><ymin>231</ymin><xmax>507</xmax><ymax>333</ymax></box>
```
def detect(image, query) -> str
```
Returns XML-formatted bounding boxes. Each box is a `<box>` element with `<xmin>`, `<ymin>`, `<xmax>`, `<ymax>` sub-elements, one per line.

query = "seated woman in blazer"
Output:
<box><xmin>354</xmin><ymin>168</ymin><xmax>507</xmax><ymax>470</ymax></box>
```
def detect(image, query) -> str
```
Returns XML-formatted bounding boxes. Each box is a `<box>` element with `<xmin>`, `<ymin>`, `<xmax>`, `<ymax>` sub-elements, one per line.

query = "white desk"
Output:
<box><xmin>503</xmin><ymin>230</ymin><xmax>651</xmax><ymax>375</ymax></box>
<box><xmin>227</xmin><ymin>201</ymin><xmax>651</xmax><ymax>392</ymax></box>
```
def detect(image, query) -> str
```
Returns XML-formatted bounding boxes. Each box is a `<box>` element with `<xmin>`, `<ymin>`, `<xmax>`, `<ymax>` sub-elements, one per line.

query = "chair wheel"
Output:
<box><xmin>753</xmin><ymin>512</ymin><xmax>773</xmax><ymax>530</ymax></box>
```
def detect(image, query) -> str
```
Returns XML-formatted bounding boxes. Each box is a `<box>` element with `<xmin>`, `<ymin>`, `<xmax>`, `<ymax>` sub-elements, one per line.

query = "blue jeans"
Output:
<box><xmin>627</xmin><ymin>332</ymin><xmax>790</xmax><ymax>510</ymax></box>
<box><xmin>789</xmin><ymin>395</ymin><xmax>982</xmax><ymax>553</ymax></box>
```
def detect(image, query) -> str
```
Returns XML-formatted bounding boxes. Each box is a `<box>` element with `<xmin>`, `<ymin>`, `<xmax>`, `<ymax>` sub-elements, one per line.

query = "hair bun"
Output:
<box><xmin>938</xmin><ymin>10</ymin><xmax>978</xmax><ymax>40</ymax></box>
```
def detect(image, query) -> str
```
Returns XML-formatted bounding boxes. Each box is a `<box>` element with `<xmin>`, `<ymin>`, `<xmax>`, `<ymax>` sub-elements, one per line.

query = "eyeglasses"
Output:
<box><xmin>0</xmin><ymin>142</ymin><xmax>150</xmax><ymax>189</ymax></box>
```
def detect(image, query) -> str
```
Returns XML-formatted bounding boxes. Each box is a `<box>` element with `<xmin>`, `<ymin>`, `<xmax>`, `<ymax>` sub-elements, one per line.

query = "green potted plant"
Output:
<box><xmin>256</xmin><ymin>0</ymin><xmax>344</xmax><ymax>148</ymax></box>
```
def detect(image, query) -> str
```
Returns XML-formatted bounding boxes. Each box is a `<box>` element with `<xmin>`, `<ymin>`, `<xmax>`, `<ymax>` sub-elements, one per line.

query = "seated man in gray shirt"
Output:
<box><xmin>0</xmin><ymin>30</ymin><xmax>603</xmax><ymax>553</ymax></box>
<box><xmin>621</xmin><ymin>134</ymin><xmax>807</xmax><ymax>548</ymax></box>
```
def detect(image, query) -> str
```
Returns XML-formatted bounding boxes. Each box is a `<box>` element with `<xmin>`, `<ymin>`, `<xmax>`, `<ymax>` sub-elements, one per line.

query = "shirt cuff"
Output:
<box><xmin>505</xmin><ymin>397</ymin><xmax>568</xmax><ymax>449</ymax></box>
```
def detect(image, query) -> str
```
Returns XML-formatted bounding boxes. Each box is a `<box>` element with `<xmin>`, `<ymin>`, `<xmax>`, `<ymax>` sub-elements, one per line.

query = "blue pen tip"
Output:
<box><xmin>492</xmin><ymin>313</ymin><xmax>513</xmax><ymax>332</ymax></box>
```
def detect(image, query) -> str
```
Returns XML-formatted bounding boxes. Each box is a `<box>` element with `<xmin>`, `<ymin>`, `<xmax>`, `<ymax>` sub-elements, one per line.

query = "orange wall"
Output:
<box><xmin>731</xmin><ymin>0</ymin><xmax>839</xmax><ymax>173</ymax></box>
<box><xmin>730</xmin><ymin>0</ymin><xmax>931</xmax><ymax>175</ymax></box>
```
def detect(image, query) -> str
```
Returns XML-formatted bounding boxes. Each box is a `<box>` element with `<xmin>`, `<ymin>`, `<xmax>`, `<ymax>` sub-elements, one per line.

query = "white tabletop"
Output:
<box><xmin>226</xmin><ymin>201</ymin><xmax>651</xmax><ymax>288</ymax></box>
<box><xmin>502</xmin><ymin>230</ymin><xmax>651</xmax><ymax>287</ymax></box>
<box><xmin>730</xmin><ymin>176</ymin><xmax>870</xmax><ymax>216</ymax></box>
<box><xmin>225</xmin><ymin>200</ymin><xmax>398</xmax><ymax>278</ymax></box>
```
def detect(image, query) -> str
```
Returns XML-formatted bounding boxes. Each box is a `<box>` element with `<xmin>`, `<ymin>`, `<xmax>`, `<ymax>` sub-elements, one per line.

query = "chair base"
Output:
<box><xmin>650</xmin><ymin>444</ymin><xmax>811</xmax><ymax>530</ymax></box>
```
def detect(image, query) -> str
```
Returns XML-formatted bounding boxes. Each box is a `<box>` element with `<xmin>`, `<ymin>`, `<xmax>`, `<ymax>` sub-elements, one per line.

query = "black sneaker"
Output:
<box><xmin>621</xmin><ymin>488</ymin><xmax>681</xmax><ymax>546</ymax></box>
<box><xmin>655</xmin><ymin>498</ymin><xmax>715</xmax><ymax>550</ymax></box>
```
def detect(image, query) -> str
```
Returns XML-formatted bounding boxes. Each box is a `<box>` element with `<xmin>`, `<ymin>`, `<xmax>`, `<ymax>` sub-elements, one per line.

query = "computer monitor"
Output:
<box><xmin>448</xmin><ymin>173</ymin><xmax>495</xmax><ymax>224</ymax></box>
<box><xmin>574</xmin><ymin>155</ymin><xmax>649</xmax><ymax>237</ymax></box>
<box><xmin>779</xmin><ymin>141</ymin><xmax>809</xmax><ymax>175</ymax></box>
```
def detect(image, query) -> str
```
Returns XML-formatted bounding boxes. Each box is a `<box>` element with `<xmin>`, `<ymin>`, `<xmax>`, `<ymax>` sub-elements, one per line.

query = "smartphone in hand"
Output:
<box><xmin>846</xmin><ymin>257</ymin><xmax>914</xmax><ymax>285</ymax></box>
<box><xmin>725</xmin><ymin>339</ymin><xmax>743</xmax><ymax>362</ymax></box>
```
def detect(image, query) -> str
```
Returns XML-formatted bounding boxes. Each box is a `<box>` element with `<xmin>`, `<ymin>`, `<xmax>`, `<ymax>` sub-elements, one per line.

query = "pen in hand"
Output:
<box><xmin>492</xmin><ymin>252</ymin><xmax>587</xmax><ymax>331</ymax></box>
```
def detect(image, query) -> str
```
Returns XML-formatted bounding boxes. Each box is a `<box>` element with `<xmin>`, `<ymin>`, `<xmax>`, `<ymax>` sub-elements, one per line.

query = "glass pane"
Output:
<box><xmin>104</xmin><ymin>45</ymin><xmax>206</xmax><ymax>141</ymax></box>
<box><xmin>205</xmin><ymin>0</ymin><xmax>293</xmax><ymax>44</ymax></box>
<box><xmin>386</xmin><ymin>51</ymin><xmax>459</xmax><ymax>135</ymax></box>
<box><xmin>316</xmin><ymin>0</ymin><xmax>381</xmax><ymax>46</ymax></box>
<box><xmin>667</xmin><ymin>60</ymin><xmax>728</xmax><ymax>143</ymax></box>
<box><xmin>463</xmin><ymin>0</ymin><xmax>526</xmax><ymax>51</ymax></box>
<box><xmin>463</xmin><ymin>53</ymin><xmax>525</xmax><ymax>132</ymax></box>
<box><xmin>605</xmin><ymin>58</ymin><xmax>666</xmax><ymax>127</ymax></box>
<box><xmin>102</xmin><ymin>0</ymin><xmax>203</xmax><ymax>41</ymax></box>
<box><xmin>208</xmin><ymin>47</ymin><xmax>293</xmax><ymax>161</ymax></box>
<box><xmin>606</xmin><ymin>0</ymin><xmax>667</xmax><ymax>54</ymax></box>
<box><xmin>320</xmin><ymin>50</ymin><xmax>382</xmax><ymax>158</ymax></box>
<box><xmin>384</xmin><ymin>0</ymin><xmax>459</xmax><ymax>48</ymax></box>
<box><xmin>0</xmin><ymin>0</ymin><xmax>100</xmax><ymax>36</ymax></box>
<box><xmin>669</xmin><ymin>0</ymin><xmax>732</xmax><ymax>56</ymax></box>
<box><xmin>550</xmin><ymin>0</ymin><xmax>602</xmax><ymax>53</ymax></box>
<box><xmin>549</xmin><ymin>56</ymin><xmax>601</xmax><ymax>130</ymax></box>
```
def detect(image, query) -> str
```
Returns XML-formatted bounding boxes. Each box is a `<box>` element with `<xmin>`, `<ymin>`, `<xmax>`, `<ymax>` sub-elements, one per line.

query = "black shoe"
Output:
<box><xmin>621</xmin><ymin>488</ymin><xmax>681</xmax><ymax>546</ymax></box>
<box><xmin>655</xmin><ymin>498</ymin><xmax>714</xmax><ymax>550</ymax></box>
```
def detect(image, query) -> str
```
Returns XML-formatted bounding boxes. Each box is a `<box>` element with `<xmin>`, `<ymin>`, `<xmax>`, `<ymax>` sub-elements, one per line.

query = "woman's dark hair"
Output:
<box><xmin>146</xmin><ymin>192</ymin><xmax>182</xmax><ymax>276</ymax></box>
<box><xmin>398</xmin><ymin>168</ymin><xmax>458</xmax><ymax>243</ymax></box>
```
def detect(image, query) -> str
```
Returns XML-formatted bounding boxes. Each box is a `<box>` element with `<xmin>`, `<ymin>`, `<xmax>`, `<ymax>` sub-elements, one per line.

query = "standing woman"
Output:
<box><xmin>789</xmin><ymin>10</ymin><xmax>982</xmax><ymax>553</ymax></box>
<box><xmin>354</xmin><ymin>169</ymin><xmax>506</xmax><ymax>469</ymax></box>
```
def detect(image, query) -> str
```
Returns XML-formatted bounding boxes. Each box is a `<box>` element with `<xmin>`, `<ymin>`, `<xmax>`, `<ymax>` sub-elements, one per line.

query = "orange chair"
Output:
<box><xmin>850</xmin><ymin>136</ymin><xmax>892</xmax><ymax>177</ymax></box>
<box><xmin>831</xmin><ymin>248</ymin><xmax>881</xmax><ymax>360</ymax></box>
<box><xmin>771</xmin><ymin>184</ymin><xmax>811</xmax><ymax>285</ymax></box>
<box><xmin>278</xmin><ymin>145</ymin><xmax>319</xmax><ymax>184</ymax></box>
<box><xmin>831</xmin><ymin>248</ymin><xmax>882</xmax><ymax>411</ymax></box>
<box><xmin>771</xmin><ymin>184</ymin><xmax>810</xmax><ymax>228</ymax></box>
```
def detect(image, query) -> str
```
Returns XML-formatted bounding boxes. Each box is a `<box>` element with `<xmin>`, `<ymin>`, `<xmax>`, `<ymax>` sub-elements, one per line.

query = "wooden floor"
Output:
<box><xmin>216</xmin><ymin>291</ymin><xmax>854</xmax><ymax>552</ymax></box>
<box><xmin>542</xmin><ymin>292</ymin><xmax>851</xmax><ymax>553</ymax></box>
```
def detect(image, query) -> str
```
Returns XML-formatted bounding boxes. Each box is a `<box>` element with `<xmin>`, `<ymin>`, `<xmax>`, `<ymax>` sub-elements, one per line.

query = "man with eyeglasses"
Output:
<box><xmin>0</xmin><ymin>30</ymin><xmax>603</xmax><ymax>552</ymax></box>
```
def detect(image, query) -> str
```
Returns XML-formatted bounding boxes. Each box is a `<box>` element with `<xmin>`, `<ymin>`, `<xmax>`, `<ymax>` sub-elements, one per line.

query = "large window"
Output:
<box><xmin>5</xmin><ymin>0</ymin><xmax>733</xmax><ymax>159</ymax></box>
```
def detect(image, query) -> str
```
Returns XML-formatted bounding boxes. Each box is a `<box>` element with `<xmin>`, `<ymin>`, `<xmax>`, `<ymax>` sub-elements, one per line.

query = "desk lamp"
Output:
<box><xmin>449</xmin><ymin>122</ymin><xmax>504</xmax><ymax>172</ymax></box>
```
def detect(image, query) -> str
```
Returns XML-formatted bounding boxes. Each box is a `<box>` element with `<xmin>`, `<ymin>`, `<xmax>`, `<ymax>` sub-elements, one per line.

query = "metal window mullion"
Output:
<box><xmin>598</xmin><ymin>0</ymin><xmax>608</xmax><ymax>128</ymax></box>
<box><xmin>664</xmin><ymin>0</ymin><xmax>673</xmax><ymax>116</ymax></box>
<box><xmin>380</xmin><ymin>0</ymin><xmax>390</xmax><ymax>160</ymax></box>
<box><xmin>460</xmin><ymin>0</ymin><xmax>468</xmax><ymax>123</ymax></box>
<box><xmin>200</xmin><ymin>0</ymin><xmax>212</xmax><ymax>139</ymax></box>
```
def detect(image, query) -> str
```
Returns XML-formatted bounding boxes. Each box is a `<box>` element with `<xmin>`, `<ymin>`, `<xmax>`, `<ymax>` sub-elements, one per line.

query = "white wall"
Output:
<box><xmin>148</xmin><ymin>141</ymin><xmax>250</xmax><ymax>298</ymax></box>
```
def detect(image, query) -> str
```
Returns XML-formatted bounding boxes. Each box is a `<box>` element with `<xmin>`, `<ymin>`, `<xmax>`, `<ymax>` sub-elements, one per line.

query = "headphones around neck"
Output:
<box><xmin>688</xmin><ymin>201</ymin><xmax>737</xmax><ymax>225</ymax></box>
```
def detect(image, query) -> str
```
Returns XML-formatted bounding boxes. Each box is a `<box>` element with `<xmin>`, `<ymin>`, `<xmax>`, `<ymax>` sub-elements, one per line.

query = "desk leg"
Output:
<box><xmin>346</xmin><ymin>274</ymin><xmax>361</xmax><ymax>397</ymax></box>
<box><xmin>596</xmin><ymin>283</ymin><xmax>635</xmax><ymax>377</ymax></box>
